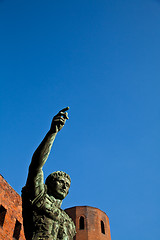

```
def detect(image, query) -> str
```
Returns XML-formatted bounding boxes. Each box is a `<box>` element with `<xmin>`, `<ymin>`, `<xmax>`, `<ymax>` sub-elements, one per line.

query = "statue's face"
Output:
<box><xmin>48</xmin><ymin>176</ymin><xmax>71</xmax><ymax>200</ymax></box>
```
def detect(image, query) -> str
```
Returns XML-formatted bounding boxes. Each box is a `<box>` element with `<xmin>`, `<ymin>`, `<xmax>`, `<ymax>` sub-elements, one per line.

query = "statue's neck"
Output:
<box><xmin>46</xmin><ymin>192</ymin><xmax>62</xmax><ymax>208</ymax></box>
<box><xmin>50</xmin><ymin>195</ymin><xmax>62</xmax><ymax>208</ymax></box>
<box><xmin>46</xmin><ymin>185</ymin><xmax>62</xmax><ymax>208</ymax></box>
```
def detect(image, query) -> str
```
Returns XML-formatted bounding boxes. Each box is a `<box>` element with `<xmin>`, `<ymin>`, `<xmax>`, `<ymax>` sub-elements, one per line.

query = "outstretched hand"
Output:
<box><xmin>50</xmin><ymin>107</ymin><xmax>69</xmax><ymax>133</ymax></box>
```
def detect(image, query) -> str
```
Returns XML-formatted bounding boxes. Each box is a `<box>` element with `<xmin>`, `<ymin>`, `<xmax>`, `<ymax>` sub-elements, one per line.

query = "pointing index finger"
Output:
<box><xmin>60</xmin><ymin>106</ymin><xmax>70</xmax><ymax>113</ymax></box>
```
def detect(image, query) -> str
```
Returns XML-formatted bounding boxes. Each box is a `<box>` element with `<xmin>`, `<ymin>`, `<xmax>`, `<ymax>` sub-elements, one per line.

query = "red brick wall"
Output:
<box><xmin>65</xmin><ymin>206</ymin><xmax>111</xmax><ymax>240</ymax></box>
<box><xmin>0</xmin><ymin>174</ymin><xmax>25</xmax><ymax>240</ymax></box>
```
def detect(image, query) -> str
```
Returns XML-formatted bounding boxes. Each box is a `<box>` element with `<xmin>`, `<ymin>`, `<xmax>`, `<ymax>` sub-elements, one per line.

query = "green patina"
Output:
<box><xmin>22</xmin><ymin>107</ymin><xmax>76</xmax><ymax>240</ymax></box>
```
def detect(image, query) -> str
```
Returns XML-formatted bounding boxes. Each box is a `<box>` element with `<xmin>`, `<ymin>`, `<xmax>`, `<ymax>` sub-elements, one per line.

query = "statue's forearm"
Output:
<box><xmin>26</xmin><ymin>107</ymin><xmax>69</xmax><ymax>186</ymax></box>
<box><xmin>25</xmin><ymin>108</ymin><xmax>69</xmax><ymax>195</ymax></box>
<box><xmin>29</xmin><ymin>130</ymin><xmax>57</xmax><ymax>171</ymax></box>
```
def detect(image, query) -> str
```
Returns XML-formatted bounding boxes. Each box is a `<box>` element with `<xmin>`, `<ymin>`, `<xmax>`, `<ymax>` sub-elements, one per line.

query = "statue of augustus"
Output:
<box><xmin>22</xmin><ymin>107</ymin><xmax>76</xmax><ymax>240</ymax></box>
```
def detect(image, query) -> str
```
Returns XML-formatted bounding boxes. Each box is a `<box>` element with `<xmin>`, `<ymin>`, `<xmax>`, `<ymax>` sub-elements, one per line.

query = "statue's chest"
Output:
<box><xmin>33</xmin><ymin>194</ymin><xmax>76</xmax><ymax>239</ymax></box>
<box><xmin>35</xmin><ymin>194</ymin><xmax>62</xmax><ymax>221</ymax></box>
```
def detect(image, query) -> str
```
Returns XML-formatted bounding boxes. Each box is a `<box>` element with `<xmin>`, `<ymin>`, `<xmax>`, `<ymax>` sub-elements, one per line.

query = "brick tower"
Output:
<box><xmin>65</xmin><ymin>206</ymin><xmax>111</xmax><ymax>240</ymax></box>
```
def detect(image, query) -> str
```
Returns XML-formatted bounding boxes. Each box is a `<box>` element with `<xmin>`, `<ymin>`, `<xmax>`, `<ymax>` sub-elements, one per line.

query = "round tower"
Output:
<box><xmin>65</xmin><ymin>206</ymin><xmax>111</xmax><ymax>240</ymax></box>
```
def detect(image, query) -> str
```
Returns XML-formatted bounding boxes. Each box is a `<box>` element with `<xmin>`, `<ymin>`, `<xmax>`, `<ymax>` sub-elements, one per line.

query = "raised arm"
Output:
<box><xmin>26</xmin><ymin>107</ymin><xmax>69</xmax><ymax>199</ymax></box>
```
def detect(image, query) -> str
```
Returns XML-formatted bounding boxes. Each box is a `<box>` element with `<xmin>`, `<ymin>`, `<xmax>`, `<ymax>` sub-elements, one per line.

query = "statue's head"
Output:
<box><xmin>45</xmin><ymin>171</ymin><xmax>71</xmax><ymax>200</ymax></box>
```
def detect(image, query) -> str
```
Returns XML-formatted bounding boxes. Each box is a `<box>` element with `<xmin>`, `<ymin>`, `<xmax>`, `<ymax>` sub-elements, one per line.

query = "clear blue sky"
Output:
<box><xmin>0</xmin><ymin>0</ymin><xmax>160</xmax><ymax>239</ymax></box>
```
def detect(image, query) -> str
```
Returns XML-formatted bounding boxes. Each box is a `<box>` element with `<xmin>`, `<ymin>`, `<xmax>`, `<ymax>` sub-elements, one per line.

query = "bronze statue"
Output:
<box><xmin>22</xmin><ymin>107</ymin><xmax>76</xmax><ymax>240</ymax></box>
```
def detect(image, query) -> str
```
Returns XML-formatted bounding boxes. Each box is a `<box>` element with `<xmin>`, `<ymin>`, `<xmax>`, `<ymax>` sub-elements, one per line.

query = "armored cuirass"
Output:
<box><xmin>22</xmin><ymin>185</ymin><xmax>76</xmax><ymax>240</ymax></box>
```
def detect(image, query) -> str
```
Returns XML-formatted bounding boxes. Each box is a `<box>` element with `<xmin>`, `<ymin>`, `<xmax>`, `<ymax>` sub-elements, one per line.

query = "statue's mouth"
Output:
<box><xmin>60</xmin><ymin>189</ymin><xmax>67</xmax><ymax>194</ymax></box>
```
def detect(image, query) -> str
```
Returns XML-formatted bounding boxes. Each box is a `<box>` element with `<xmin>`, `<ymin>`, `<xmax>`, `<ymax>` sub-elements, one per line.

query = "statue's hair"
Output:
<box><xmin>45</xmin><ymin>171</ymin><xmax>71</xmax><ymax>186</ymax></box>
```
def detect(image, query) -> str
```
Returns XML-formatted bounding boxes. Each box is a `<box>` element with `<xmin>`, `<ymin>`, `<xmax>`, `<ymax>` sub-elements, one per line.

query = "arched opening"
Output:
<box><xmin>0</xmin><ymin>205</ymin><xmax>7</xmax><ymax>227</ymax></box>
<box><xmin>13</xmin><ymin>220</ymin><xmax>21</xmax><ymax>240</ymax></box>
<box><xmin>101</xmin><ymin>220</ymin><xmax>105</xmax><ymax>234</ymax></box>
<box><xmin>79</xmin><ymin>216</ymin><xmax>85</xmax><ymax>230</ymax></box>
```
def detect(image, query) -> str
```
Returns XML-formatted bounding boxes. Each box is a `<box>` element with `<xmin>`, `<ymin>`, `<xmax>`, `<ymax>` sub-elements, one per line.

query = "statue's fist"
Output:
<box><xmin>50</xmin><ymin>107</ymin><xmax>69</xmax><ymax>133</ymax></box>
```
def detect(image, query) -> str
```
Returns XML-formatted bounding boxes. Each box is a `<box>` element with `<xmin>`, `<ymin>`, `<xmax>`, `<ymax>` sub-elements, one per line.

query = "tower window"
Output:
<box><xmin>101</xmin><ymin>220</ymin><xmax>105</xmax><ymax>234</ymax></box>
<box><xmin>0</xmin><ymin>205</ymin><xmax>7</xmax><ymax>227</ymax></box>
<box><xmin>13</xmin><ymin>220</ymin><xmax>21</xmax><ymax>240</ymax></box>
<box><xmin>79</xmin><ymin>216</ymin><xmax>85</xmax><ymax>230</ymax></box>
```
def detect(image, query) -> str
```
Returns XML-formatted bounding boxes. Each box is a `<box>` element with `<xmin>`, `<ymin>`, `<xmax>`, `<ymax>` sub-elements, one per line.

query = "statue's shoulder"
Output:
<box><xmin>22</xmin><ymin>184</ymin><xmax>47</xmax><ymax>207</ymax></box>
<box><xmin>62</xmin><ymin>210</ymin><xmax>76</xmax><ymax>238</ymax></box>
<box><xmin>61</xmin><ymin>209</ymin><xmax>76</xmax><ymax>233</ymax></box>
<box><xmin>61</xmin><ymin>209</ymin><xmax>72</xmax><ymax>222</ymax></box>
